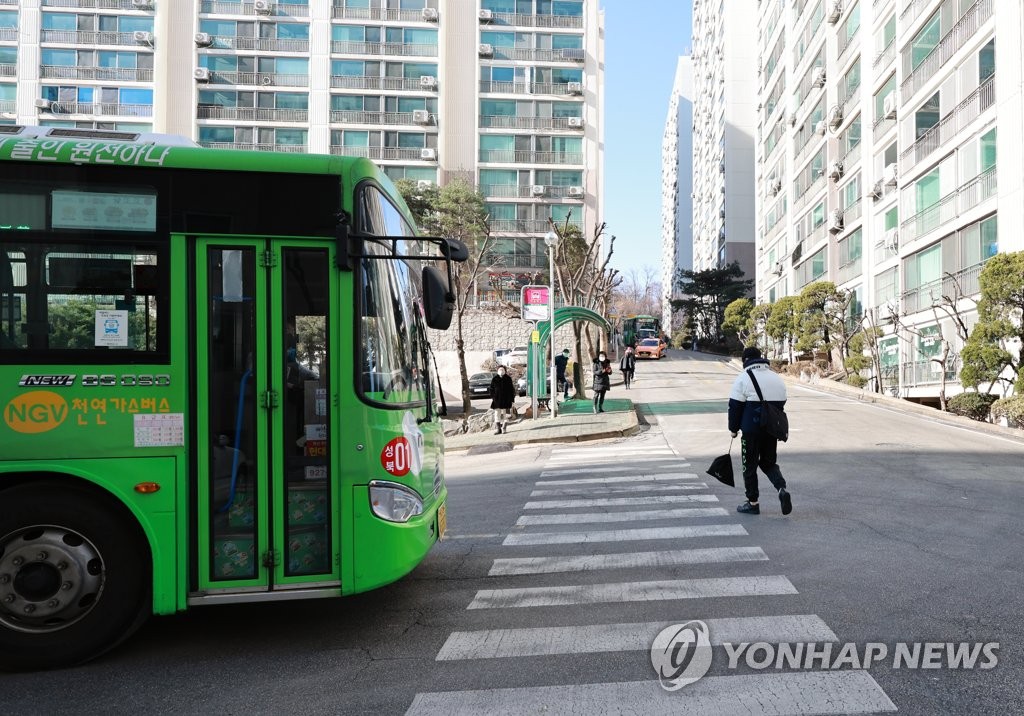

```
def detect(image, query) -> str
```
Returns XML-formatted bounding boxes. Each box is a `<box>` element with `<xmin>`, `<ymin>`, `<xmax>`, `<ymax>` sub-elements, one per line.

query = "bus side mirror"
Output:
<box><xmin>440</xmin><ymin>239</ymin><xmax>469</xmax><ymax>263</ymax></box>
<box><xmin>421</xmin><ymin>265</ymin><xmax>454</xmax><ymax>330</ymax></box>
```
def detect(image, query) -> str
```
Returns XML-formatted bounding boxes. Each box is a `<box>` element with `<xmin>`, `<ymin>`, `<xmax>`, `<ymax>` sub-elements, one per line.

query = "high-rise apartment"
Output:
<box><xmin>5</xmin><ymin>0</ymin><xmax>603</xmax><ymax>305</ymax></box>
<box><xmin>661</xmin><ymin>56</ymin><xmax>693</xmax><ymax>332</ymax></box>
<box><xmin>689</xmin><ymin>0</ymin><xmax>758</xmax><ymax>281</ymax></box>
<box><xmin>755</xmin><ymin>0</ymin><xmax>1022</xmax><ymax>402</ymax></box>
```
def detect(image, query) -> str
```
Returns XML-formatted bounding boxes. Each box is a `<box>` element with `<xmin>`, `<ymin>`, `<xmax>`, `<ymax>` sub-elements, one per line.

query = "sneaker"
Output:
<box><xmin>598</xmin><ymin>408</ymin><xmax>605</xmax><ymax>413</ymax></box>
<box><xmin>736</xmin><ymin>502</ymin><xmax>760</xmax><ymax>515</ymax></box>
<box><xmin>779</xmin><ymin>488</ymin><xmax>792</xmax><ymax>515</ymax></box>
<box><xmin>593</xmin><ymin>405</ymin><xmax>598</xmax><ymax>414</ymax></box>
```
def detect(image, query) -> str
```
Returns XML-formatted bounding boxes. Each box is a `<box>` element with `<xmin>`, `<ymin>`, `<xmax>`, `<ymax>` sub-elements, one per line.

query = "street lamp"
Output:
<box><xmin>544</xmin><ymin>230</ymin><xmax>560</xmax><ymax>418</ymax></box>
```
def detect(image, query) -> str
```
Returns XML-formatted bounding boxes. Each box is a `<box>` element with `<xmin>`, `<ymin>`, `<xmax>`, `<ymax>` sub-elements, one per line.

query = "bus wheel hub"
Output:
<box><xmin>0</xmin><ymin>527</ymin><xmax>103</xmax><ymax>632</ymax></box>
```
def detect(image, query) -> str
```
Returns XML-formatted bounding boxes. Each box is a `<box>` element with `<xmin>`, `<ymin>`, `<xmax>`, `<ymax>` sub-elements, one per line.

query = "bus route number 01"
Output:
<box><xmin>381</xmin><ymin>436</ymin><xmax>412</xmax><ymax>477</ymax></box>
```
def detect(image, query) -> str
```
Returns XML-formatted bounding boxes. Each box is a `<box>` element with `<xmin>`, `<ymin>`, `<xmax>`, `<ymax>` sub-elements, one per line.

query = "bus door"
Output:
<box><xmin>194</xmin><ymin>238</ymin><xmax>339</xmax><ymax>594</ymax></box>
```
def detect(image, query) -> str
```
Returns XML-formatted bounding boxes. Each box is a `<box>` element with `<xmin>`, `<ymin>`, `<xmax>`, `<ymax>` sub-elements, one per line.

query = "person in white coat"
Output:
<box><xmin>727</xmin><ymin>346</ymin><xmax>792</xmax><ymax>516</ymax></box>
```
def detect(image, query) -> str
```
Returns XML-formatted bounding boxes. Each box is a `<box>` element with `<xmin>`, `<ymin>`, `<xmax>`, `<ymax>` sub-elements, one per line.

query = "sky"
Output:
<box><xmin>601</xmin><ymin>0</ymin><xmax>692</xmax><ymax>280</ymax></box>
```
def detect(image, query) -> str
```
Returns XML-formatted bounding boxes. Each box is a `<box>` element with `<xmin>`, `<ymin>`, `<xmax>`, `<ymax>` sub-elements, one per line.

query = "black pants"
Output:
<box><xmin>741</xmin><ymin>432</ymin><xmax>786</xmax><ymax>502</ymax></box>
<box><xmin>593</xmin><ymin>389</ymin><xmax>607</xmax><ymax>409</ymax></box>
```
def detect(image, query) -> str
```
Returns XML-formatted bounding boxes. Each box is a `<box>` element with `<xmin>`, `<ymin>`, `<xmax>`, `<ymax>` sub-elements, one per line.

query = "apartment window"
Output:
<box><xmin>333</xmin><ymin>25</ymin><xmax>378</xmax><ymax>42</ymax></box>
<box><xmin>481</xmin><ymin>99</ymin><xmax>516</xmax><ymax>116</ymax></box>
<box><xmin>914</xmin><ymin>168</ymin><xmax>940</xmax><ymax>213</ymax></box>
<box><xmin>881</xmin><ymin>14</ymin><xmax>895</xmax><ymax>48</ymax></box>
<box><xmin>552</xmin><ymin>101</ymin><xmax>582</xmax><ymax>118</ymax></box>
<box><xmin>874</xmin><ymin>74</ymin><xmax>895</xmax><ymax>122</ymax></box>
<box><xmin>884</xmin><ymin>206</ymin><xmax>899</xmax><ymax>231</ymax></box>
<box><xmin>334</xmin><ymin>130</ymin><xmax>369</xmax><ymax>147</ymax></box>
<box><xmin>265</xmin><ymin>23</ymin><xmax>309</xmax><ymax>40</ymax></box>
<box><xmin>480</xmin><ymin>31</ymin><xmax>515</xmax><ymax>48</ymax></box>
<box><xmin>549</xmin><ymin>0</ymin><xmax>584</xmax><ymax>16</ymax></box>
<box><xmin>41</xmin><ymin>50</ymin><xmax>76</xmax><ymax>67</ymax></box>
<box><xmin>979</xmin><ymin>39</ymin><xmax>995</xmax><ymax>82</ymax></box>
<box><xmin>98</xmin><ymin>16</ymin><xmax>154</xmax><ymax>34</ymax></box>
<box><xmin>980</xmin><ymin>127</ymin><xmax>996</xmax><ymax>171</ymax></box>
<box><xmin>883</xmin><ymin>141</ymin><xmax>897</xmax><ymax>167</ymax></box>
<box><xmin>550</xmin><ymin>34</ymin><xmax>583</xmax><ymax>50</ymax></box>
<box><xmin>331</xmin><ymin>60</ymin><xmax>365</xmax><ymax>77</ymax></box>
<box><xmin>485</xmin><ymin>204</ymin><xmax>517</xmax><ymax>221</ymax></box>
<box><xmin>914</xmin><ymin>91</ymin><xmax>940</xmax><ymax>139</ymax></box>
<box><xmin>905</xmin><ymin>242</ymin><xmax>942</xmax><ymax>291</ymax></box>
<box><xmin>960</xmin><ymin>214</ymin><xmax>998</xmax><ymax>266</ymax></box>
<box><xmin>842</xmin><ymin>175</ymin><xmax>860</xmax><ymax>209</ymax></box>
<box><xmin>535</xmin><ymin>170</ymin><xmax>582</xmax><ymax>186</ymax></box>
<box><xmin>910</xmin><ymin>11</ymin><xmax>940</xmax><ymax>72</ymax></box>
<box><xmin>41</xmin><ymin>13</ymin><xmax>76</xmax><ymax>31</ymax></box>
<box><xmin>259</xmin><ymin>57</ymin><xmax>308</xmax><ymax>76</ymax></box>
<box><xmin>841</xmin><ymin>2</ymin><xmax>860</xmax><ymax>44</ymax></box>
<box><xmin>481</xmin><ymin>0</ymin><xmax>515</xmax><ymax>12</ymax></box>
<box><xmin>383</xmin><ymin>166</ymin><xmax>437</xmax><ymax>182</ymax></box>
<box><xmin>875</xmin><ymin>267</ymin><xmax>897</xmax><ymax>307</ymax></box>
<box><xmin>386</xmin><ymin>27</ymin><xmax>437</xmax><ymax>45</ymax></box>
<box><xmin>844</xmin><ymin>115</ymin><xmax>862</xmax><ymax>154</ymax></box>
<box><xmin>839</xmin><ymin>228</ymin><xmax>863</xmax><ymax>266</ymax></box>
<box><xmin>842</xmin><ymin>61</ymin><xmax>860</xmax><ymax>100</ymax></box>
<box><xmin>480</xmin><ymin>168</ymin><xmax>517</xmax><ymax>187</ymax></box>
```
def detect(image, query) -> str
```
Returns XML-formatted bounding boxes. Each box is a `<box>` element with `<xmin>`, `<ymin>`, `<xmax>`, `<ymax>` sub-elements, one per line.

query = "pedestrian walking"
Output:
<box><xmin>619</xmin><ymin>345</ymin><xmax>636</xmax><ymax>389</ymax></box>
<box><xmin>728</xmin><ymin>346</ymin><xmax>792</xmax><ymax>515</ymax></box>
<box><xmin>592</xmin><ymin>351</ymin><xmax>612</xmax><ymax>413</ymax></box>
<box><xmin>554</xmin><ymin>348</ymin><xmax>571</xmax><ymax>400</ymax></box>
<box><xmin>489</xmin><ymin>366</ymin><xmax>515</xmax><ymax>434</ymax></box>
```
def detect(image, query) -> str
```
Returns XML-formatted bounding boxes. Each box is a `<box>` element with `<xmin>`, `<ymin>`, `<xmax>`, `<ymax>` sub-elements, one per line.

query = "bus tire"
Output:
<box><xmin>0</xmin><ymin>481</ymin><xmax>151</xmax><ymax>672</ymax></box>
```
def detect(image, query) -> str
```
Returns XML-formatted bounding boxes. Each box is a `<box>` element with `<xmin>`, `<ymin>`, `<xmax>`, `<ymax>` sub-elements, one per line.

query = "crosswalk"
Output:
<box><xmin>407</xmin><ymin>439</ymin><xmax>897</xmax><ymax>714</ymax></box>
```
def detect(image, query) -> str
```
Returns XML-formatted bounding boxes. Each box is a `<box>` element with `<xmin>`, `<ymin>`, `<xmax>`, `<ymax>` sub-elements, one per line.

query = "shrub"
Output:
<box><xmin>769</xmin><ymin>359</ymin><xmax>788</xmax><ymax>371</ymax></box>
<box><xmin>991</xmin><ymin>395</ymin><xmax>1024</xmax><ymax>428</ymax></box>
<box><xmin>946</xmin><ymin>392</ymin><xmax>998</xmax><ymax>421</ymax></box>
<box><xmin>845</xmin><ymin>373</ymin><xmax>867</xmax><ymax>388</ymax></box>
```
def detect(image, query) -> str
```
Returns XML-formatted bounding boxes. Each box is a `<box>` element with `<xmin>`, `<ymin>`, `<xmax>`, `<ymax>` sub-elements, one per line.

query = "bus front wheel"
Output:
<box><xmin>0</xmin><ymin>481</ymin><xmax>151</xmax><ymax>672</ymax></box>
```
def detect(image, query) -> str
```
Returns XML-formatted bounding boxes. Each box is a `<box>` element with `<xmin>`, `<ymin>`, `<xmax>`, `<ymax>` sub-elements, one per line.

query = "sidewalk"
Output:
<box><xmin>443</xmin><ymin>397</ymin><xmax>639</xmax><ymax>451</ymax></box>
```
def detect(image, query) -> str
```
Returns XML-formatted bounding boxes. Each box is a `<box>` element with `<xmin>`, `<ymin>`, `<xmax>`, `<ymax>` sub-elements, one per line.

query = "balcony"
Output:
<box><xmin>331</xmin><ymin>75</ymin><xmax>427</xmax><ymax>91</ymax></box>
<box><xmin>331</xmin><ymin>41</ymin><xmax>438</xmax><ymax>57</ymax></box>
<box><xmin>479</xmin><ymin>149</ymin><xmax>583</xmax><ymax>165</ymax></box>
<box><xmin>41</xmin><ymin>0</ymin><xmax>147</xmax><ymax>7</ymax></box>
<box><xmin>329</xmin><ymin>110</ymin><xmax>432</xmax><ymax>125</ymax></box>
<box><xmin>200</xmin><ymin>1</ymin><xmax>310</xmax><ymax>17</ymax></box>
<box><xmin>0</xmin><ymin>63</ymin><xmax>13</xmax><ymax>77</ymax></box>
<box><xmin>872</xmin><ymin>115</ymin><xmax>895</xmax><ymax>138</ymax></box>
<box><xmin>0</xmin><ymin>28</ymin><xmax>13</xmax><ymax>42</ymax></box>
<box><xmin>902</xmin><ymin>263</ymin><xmax>984</xmax><ymax>315</ymax></box>
<box><xmin>899</xmin><ymin>0</ymin><xmax>931</xmax><ymax>27</ymax></box>
<box><xmin>840</xmin><ymin>139</ymin><xmax>862</xmax><ymax>168</ymax></box>
<box><xmin>329</xmin><ymin>146</ymin><xmax>432</xmax><ymax>160</ymax></box>
<box><xmin>488</xmin><ymin>219</ymin><xmax>575</xmax><ymax>234</ymax></box>
<box><xmin>40</xmin><ymin>30</ymin><xmax>148</xmax><ymax>46</ymax></box>
<box><xmin>207</xmin><ymin>71</ymin><xmax>308</xmax><ymax>86</ymax></box>
<box><xmin>206</xmin><ymin>36</ymin><xmax>309</xmax><ymax>52</ymax></box>
<box><xmin>483</xmin><ymin>47</ymin><xmax>584</xmax><ymax>62</ymax></box>
<box><xmin>900</xmin><ymin>0</ymin><xmax>993</xmax><ymax>101</ymax></box>
<box><xmin>901</xmin><ymin>357</ymin><xmax>960</xmax><ymax>387</ymax></box>
<box><xmin>0</xmin><ymin>100</ymin><xmax>14</xmax><ymax>113</ymax></box>
<box><xmin>488</xmin><ymin>13</ymin><xmax>583</xmax><ymax>29</ymax></box>
<box><xmin>840</xmin><ymin>86</ymin><xmax>860</xmax><ymax>117</ymax></box>
<box><xmin>899</xmin><ymin>76</ymin><xmax>994</xmax><ymax>174</ymax></box>
<box><xmin>198</xmin><ymin>141</ymin><xmax>303</xmax><ymax>151</ymax></box>
<box><xmin>481</xmin><ymin>252</ymin><xmax>541</xmax><ymax>268</ymax></box>
<box><xmin>479</xmin><ymin>80</ymin><xmax>578</xmax><ymax>96</ymax></box>
<box><xmin>40</xmin><ymin>65</ymin><xmax>153</xmax><ymax>81</ymax></box>
<box><xmin>197</xmin><ymin>106</ymin><xmax>308</xmax><ymax>122</ymax></box>
<box><xmin>479</xmin><ymin>184</ymin><xmax>582</xmax><ymax>199</ymax></box>
<box><xmin>479</xmin><ymin>115</ymin><xmax>582</xmax><ymax>130</ymax></box>
<box><xmin>843</xmin><ymin>198</ymin><xmax>863</xmax><ymax>226</ymax></box>
<box><xmin>837</xmin><ymin>28</ymin><xmax>860</xmax><ymax>64</ymax></box>
<box><xmin>901</xmin><ymin>166</ymin><xmax>996</xmax><ymax>244</ymax></box>
<box><xmin>331</xmin><ymin>5</ymin><xmax>433</xmax><ymax>22</ymax></box>
<box><xmin>873</xmin><ymin>37</ymin><xmax>895</xmax><ymax>70</ymax></box>
<box><xmin>38</xmin><ymin>102</ymin><xmax>153</xmax><ymax>117</ymax></box>
<box><xmin>836</xmin><ymin>255</ymin><xmax>863</xmax><ymax>286</ymax></box>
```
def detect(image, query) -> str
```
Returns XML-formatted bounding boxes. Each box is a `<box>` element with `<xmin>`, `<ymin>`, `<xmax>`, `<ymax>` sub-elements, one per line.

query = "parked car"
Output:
<box><xmin>469</xmin><ymin>371</ymin><xmax>496</xmax><ymax>399</ymax></box>
<box><xmin>498</xmin><ymin>345</ymin><xmax>529</xmax><ymax>367</ymax></box>
<box><xmin>635</xmin><ymin>337</ymin><xmax>665</xmax><ymax>360</ymax></box>
<box><xmin>492</xmin><ymin>348</ymin><xmax>511</xmax><ymax>362</ymax></box>
<box><xmin>516</xmin><ymin>376</ymin><xmax>527</xmax><ymax>396</ymax></box>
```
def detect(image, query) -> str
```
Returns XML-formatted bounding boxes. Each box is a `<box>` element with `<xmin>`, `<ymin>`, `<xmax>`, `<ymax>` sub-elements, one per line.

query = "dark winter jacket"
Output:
<box><xmin>555</xmin><ymin>353</ymin><xmax>569</xmax><ymax>380</ymax></box>
<box><xmin>592</xmin><ymin>359</ymin><xmax>612</xmax><ymax>392</ymax></box>
<box><xmin>620</xmin><ymin>350</ymin><xmax>636</xmax><ymax>373</ymax></box>
<box><xmin>489</xmin><ymin>373</ymin><xmax>515</xmax><ymax>409</ymax></box>
<box><xmin>727</xmin><ymin>360</ymin><xmax>788</xmax><ymax>435</ymax></box>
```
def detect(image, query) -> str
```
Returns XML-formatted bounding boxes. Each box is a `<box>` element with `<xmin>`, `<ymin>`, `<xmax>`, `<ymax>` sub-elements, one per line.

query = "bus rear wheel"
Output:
<box><xmin>0</xmin><ymin>482</ymin><xmax>150</xmax><ymax>672</ymax></box>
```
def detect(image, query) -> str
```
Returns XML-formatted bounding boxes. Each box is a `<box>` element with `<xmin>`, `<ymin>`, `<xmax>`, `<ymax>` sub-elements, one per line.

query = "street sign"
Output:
<box><xmin>521</xmin><ymin>285</ymin><xmax>549</xmax><ymax>321</ymax></box>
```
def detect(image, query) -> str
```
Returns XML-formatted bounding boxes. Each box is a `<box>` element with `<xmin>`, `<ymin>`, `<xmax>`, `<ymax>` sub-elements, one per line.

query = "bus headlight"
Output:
<box><xmin>368</xmin><ymin>480</ymin><xmax>424</xmax><ymax>523</ymax></box>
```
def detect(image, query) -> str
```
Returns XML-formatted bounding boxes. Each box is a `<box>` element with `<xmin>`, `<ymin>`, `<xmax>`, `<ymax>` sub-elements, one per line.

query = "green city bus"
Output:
<box><xmin>621</xmin><ymin>314</ymin><xmax>661</xmax><ymax>347</ymax></box>
<box><xmin>0</xmin><ymin>126</ymin><xmax>465</xmax><ymax>671</ymax></box>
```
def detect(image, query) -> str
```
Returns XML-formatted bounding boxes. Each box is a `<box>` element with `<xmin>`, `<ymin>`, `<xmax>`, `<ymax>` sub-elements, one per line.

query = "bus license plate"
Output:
<box><xmin>437</xmin><ymin>503</ymin><xmax>447</xmax><ymax>540</ymax></box>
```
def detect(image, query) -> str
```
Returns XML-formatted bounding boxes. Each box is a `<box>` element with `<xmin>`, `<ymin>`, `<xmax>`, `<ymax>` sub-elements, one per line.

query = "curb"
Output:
<box><xmin>444</xmin><ymin>409</ymin><xmax>641</xmax><ymax>452</ymax></box>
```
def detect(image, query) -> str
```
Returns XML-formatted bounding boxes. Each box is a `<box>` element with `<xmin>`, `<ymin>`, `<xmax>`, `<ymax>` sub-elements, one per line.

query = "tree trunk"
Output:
<box><xmin>573</xmin><ymin>323</ymin><xmax>588</xmax><ymax>400</ymax></box>
<box><xmin>455</xmin><ymin>310</ymin><xmax>471</xmax><ymax>417</ymax></box>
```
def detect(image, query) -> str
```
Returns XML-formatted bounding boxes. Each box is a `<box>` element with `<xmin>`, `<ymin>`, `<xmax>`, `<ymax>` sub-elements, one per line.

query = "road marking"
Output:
<box><xmin>468</xmin><ymin>574</ymin><xmax>795</xmax><ymax>609</ymax></box>
<box><xmin>502</xmin><ymin>523</ymin><xmax>746</xmax><ymax>546</ymax></box>
<box><xmin>549</xmin><ymin>446</ymin><xmax>675</xmax><ymax>456</ymax></box>
<box><xmin>406</xmin><ymin>671</ymin><xmax>896</xmax><ymax>714</ymax></box>
<box><xmin>524</xmin><ymin>494</ymin><xmax>720</xmax><ymax>509</ymax></box>
<box><xmin>489</xmin><ymin>546</ymin><xmax>768</xmax><ymax>576</ymax></box>
<box><xmin>539</xmin><ymin>464</ymin><xmax>690</xmax><ymax>477</ymax></box>
<box><xmin>530</xmin><ymin>483</ymin><xmax>708</xmax><ymax>497</ymax></box>
<box><xmin>436</xmin><ymin>614</ymin><xmax>838</xmax><ymax>660</ymax></box>
<box><xmin>546</xmin><ymin>453</ymin><xmax>677</xmax><ymax>463</ymax></box>
<box><xmin>537</xmin><ymin>471</ymin><xmax>698</xmax><ymax>485</ymax></box>
<box><xmin>443</xmin><ymin>533</ymin><xmax>503</xmax><ymax>540</ymax></box>
<box><xmin>516</xmin><ymin>507</ymin><xmax>728</xmax><ymax>525</ymax></box>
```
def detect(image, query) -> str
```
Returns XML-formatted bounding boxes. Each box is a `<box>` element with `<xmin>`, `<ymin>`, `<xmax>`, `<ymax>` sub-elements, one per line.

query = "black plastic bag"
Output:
<box><xmin>706</xmin><ymin>438</ymin><xmax>735</xmax><ymax>487</ymax></box>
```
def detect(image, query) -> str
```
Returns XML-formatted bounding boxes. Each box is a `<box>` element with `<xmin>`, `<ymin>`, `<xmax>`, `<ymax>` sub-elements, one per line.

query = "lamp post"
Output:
<box><xmin>544</xmin><ymin>230</ymin><xmax>560</xmax><ymax>418</ymax></box>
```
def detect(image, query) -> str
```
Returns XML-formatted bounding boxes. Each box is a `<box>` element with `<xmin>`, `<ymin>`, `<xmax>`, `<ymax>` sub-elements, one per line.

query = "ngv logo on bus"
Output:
<box><xmin>4</xmin><ymin>390</ymin><xmax>69</xmax><ymax>434</ymax></box>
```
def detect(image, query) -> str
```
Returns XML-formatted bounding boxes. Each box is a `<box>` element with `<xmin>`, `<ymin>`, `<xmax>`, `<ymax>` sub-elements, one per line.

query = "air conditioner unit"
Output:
<box><xmin>260</xmin><ymin>74</ymin><xmax>273</xmax><ymax>86</ymax></box>
<box><xmin>829</xmin><ymin>161</ymin><xmax>844</xmax><ymax>180</ymax></box>
<box><xmin>869</xmin><ymin>179</ymin><xmax>884</xmax><ymax>199</ymax></box>
<box><xmin>194</xmin><ymin>67</ymin><xmax>211</xmax><ymax>82</ymax></box>
<box><xmin>788</xmin><ymin>112</ymin><xmax>797</xmax><ymax>127</ymax></box>
<box><xmin>419</xmin><ymin>75</ymin><xmax>438</xmax><ymax>89</ymax></box>
<box><xmin>253</xmin><ymin>0</ymin><xmax>272</xmax><ymax>14</ymax></box>
<box><xmin>478</xmin><ymin>9</ymin><xmax>493</xmax><ymax>21</ymax></box>
<box><xmin>769</xmin><ymin>177</ymin><xmax>782</xmax><ymax>196</ymax></box>
<box><xmin>814</xmin><ymin>120</ymin><xmax>827</xmax><ymax>135</ymax></box>
<box><xmin>828</xmin><ymin>209</ymin><xmax>844</xmax><ymax>232</ymax></box>
<box><xmin>195</xmin><ymin>32</ymin><xmax>213</xmax><ymax>47</ymax></box>
<box><xmin>132</xmin><ymin>30</ymin><xmax>153</xmax><ymax>44</ymax></box>
<box><xmin>416</xmin><ymin>180</ymin><xmax>434</xmax><ymax>190</ymax></box>
<box><xmin>883</xmin><ymin>228</ymin><xmax>899</xmax><ymax>251</ymax></box>
<box><xmin>811</xmin><ymin>67</ymin><xmax>826</xmax><ymax>88</ymax></box>
<box><xmin>567</xmin><ymin>186</ymin><xmax>585</xmax><ymax>197</ymax></box>
<box><xmin>412</xmin><ymin>109</ymin><xmax>431</xmax><ymax>124</ymax></box>
<box><xmin>883</xmin><ymin>163</ymin><xmax>898</xmax><ymax>186</ymax></box>
<box><xmin>567</xmin><ymin>116</ymin><xmax>584</xmax><ymax>128</ymax></box>
<box><xmin>131</xmin><ymin>0</ymin><xmax>153</xmax><ymax>8</ymax></box>
<box><xmin>567</xmin><ymin>81</ymin><xmax>583</xmax><ymax>95</ymax></box>
<box><xmin>420</xmin><ymin>148</ymin><xmax>437</xmax><ymax>160</ymax></box>
<box><xmin>772</xmin><ymin>262</ymin><xmax>784</xmax><ymax>276</ymax></box>
<box><xmin>883</xmin><ymin>92</ymin><xmax>897</xmax><ymax>119</ymax></box>
<box><xmin>422</xmin><ymin>7</ymin><xmax>439</xmax><ymax>22</ymax></box>
<box><xmin>826</xmin><ymin>1</ymin><xmax>842</xmax><ymax>24</ymax></box>
<box><xmin>828</xmin><ymin>105</ymin><xmax>843</xmax><ymax>129</ymax></box>
<box><xmin>531</xmin><ymin>185</ymin><xmax>546</xmax><ymax>196</ymax></box>
<box><xmin>478</xmin><ymin>43</ymin><xmax>494</xmax><ymax>57</ymax></box>
<box><xmin>34</xmin><ymin>98</ymin><xmax>53</xmax><ymax>110</ymax></box>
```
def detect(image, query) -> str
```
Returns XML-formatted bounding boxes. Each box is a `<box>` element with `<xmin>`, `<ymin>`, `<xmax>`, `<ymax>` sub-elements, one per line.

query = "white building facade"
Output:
<box><xmin>660</xmin><ymin>55</ymin><xmax>693</xmax><ymax>331</ymax></box>
<box><xmin>754</xmin><ymin>0</ymin><xmax>1022</xmax><ymax>403</ymax></box>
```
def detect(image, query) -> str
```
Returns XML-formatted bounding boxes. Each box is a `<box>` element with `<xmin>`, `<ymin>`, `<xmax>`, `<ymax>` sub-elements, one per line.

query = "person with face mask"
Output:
<box><xmin>592</xmin><ymin>350</ymin><xmax>612</xmax><ymax>413</ymax></box>
<box><xmin>554</xmin><ymin>348</ymin><xmax>571</xmax><ymax>400</ymax></box>
<box><xmin>489</xmin><ymin>365</ymin><xmax>516</xmax><ymax>434</ymax></box>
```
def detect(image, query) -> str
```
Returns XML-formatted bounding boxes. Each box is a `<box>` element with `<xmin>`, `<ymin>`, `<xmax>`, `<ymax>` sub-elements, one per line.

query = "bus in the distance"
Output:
<box><xmin>0</xmin><ymin>126</ymin><xmax>465</xmax><ymax>671</ymax></box>
<box><xmin>622</xmin><ymin>314</ymin><xmax>661</xmax><ymax>347</ymax></box>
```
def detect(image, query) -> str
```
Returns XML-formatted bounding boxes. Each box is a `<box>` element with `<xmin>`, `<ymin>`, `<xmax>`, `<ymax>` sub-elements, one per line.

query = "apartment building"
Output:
<box><xmin>689</xmin><ymin>0</ymin><xmax>758</xmax><ymax>281</ymax></box>
<box><xmin>754</xmin><ymin>0</ymin><xmax>1023</xmax><ymax>402</ymax></box>
<box><xmin>4</xmin><ymin>0</ymin><xmax>603</xmax><ymax>305</ymax></box>
<box><xmin>660</xmin><ymin>55</ymin><xmax>693</xmax><ymax>332</ymax></box>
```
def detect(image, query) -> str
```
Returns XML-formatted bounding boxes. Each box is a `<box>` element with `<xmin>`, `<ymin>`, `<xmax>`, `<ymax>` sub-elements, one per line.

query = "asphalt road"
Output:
<box><xmin>3</xmin><ymin>351</ymin><xmax>1022</xmax><ymax>715</ymax></box>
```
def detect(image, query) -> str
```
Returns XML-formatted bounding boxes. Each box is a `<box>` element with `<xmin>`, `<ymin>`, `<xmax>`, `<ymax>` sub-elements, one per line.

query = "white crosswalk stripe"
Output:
<box><xmin>436</xmin><ymin>614</ymin><xmax>838</xmax><ymax>660</ymax></box>
<box><xmin>549</xmin><ymin>446</ymin><xmax>677</xmax><ymax>456</ymax></box>
<box><xmin>530</xmin><ymin>482</ymin><xmax>708</xmax><ymax>497</ymax></box>
<box><xmin>503</xmin><ymin>523</ymin><xmax>746</xmax><ymax>546</ymax></box>
<box><xmin>524</xmin><ymin>494</ymin><xmax>719</xmax><ymax>509</ymax></box>
<box><xmin>537</xmin><ymin>471</ymin><xmax>698</xmax><ymax>485</ymax></box>
<box><xmin>546</xmin><ymin>453</ymin><xmax>677</xmax><ymax>464</ymax></box>
<box><xmin>406</xmin><ymin>671</ymin><xmax>897</xmax><ymax>714</ymax></box>
<box><xmin>515</xmin><ymin>506</ymin><xmax>728</xmax><ymax>525</ymax></box>
<box><xmin>489</xmin><ymin>546</ymin><xmax>768</xmax><ymax>576</ymax></box>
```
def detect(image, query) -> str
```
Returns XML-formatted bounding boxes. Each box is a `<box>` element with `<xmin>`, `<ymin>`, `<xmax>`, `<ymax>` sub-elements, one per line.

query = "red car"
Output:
<box><xmin>635</xmin><ymin>338</ymin><xmax>665</xmax><ymax>359</ymax></box>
